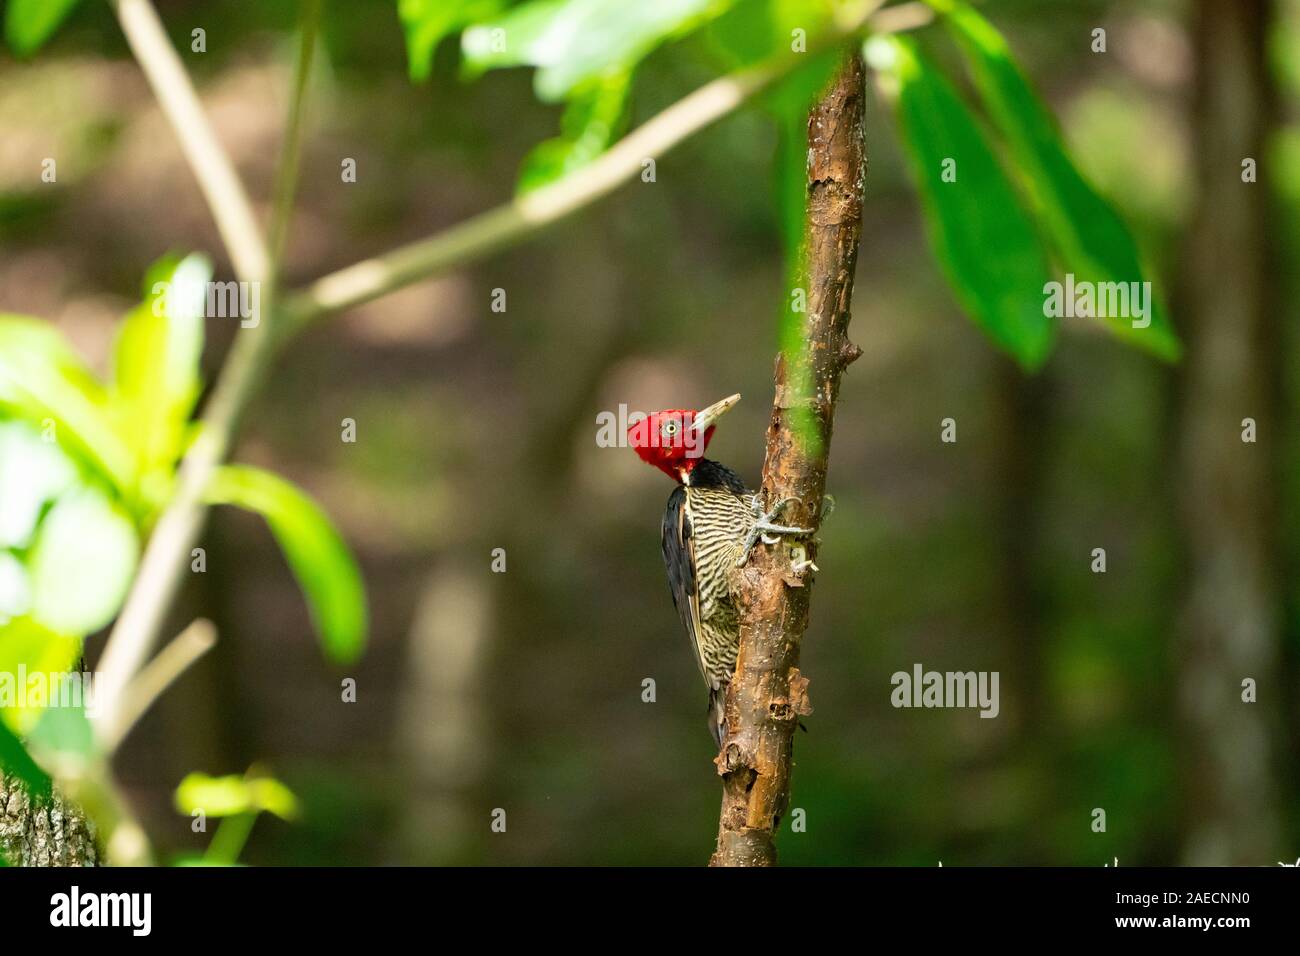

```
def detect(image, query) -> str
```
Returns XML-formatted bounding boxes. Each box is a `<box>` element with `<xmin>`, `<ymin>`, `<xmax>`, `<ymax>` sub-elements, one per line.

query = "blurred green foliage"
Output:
<box><xmin>0</xmin><ymin>0</ymin><xmax>1292</xmax><ymax>867</ymax></box>
<box><xmin>205</xmin><ymin>465</ymin><xmax>367</xmax><ymax>664</ymax></box>
<box><xmin>868</xmin><ymin>33</ymin><xmax>1055</xmax><ymax>369</ymax></box>
<box><xmin>3</xmin><ymin>0</ymin><xmax>82</xmax><ymax>56</ymax></box>
<box><xmin>174</xmin><ymin>771</ymin><xmax>300</xmax><ymax>864</ymax></box>
<box><xmin>0</xmin><ymin>250</ymin><xmax>366</xmax><ymax>787</ymax></box>
<box><xmin>939</xmin><ymin>3</ymin><xmax>1179</xmax><ymax>360</ymax></box>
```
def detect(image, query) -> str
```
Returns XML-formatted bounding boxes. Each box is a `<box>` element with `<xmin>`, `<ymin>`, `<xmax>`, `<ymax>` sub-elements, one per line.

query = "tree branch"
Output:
<box><xmin>93</xmin><ymin>0</ymin><xmax>319</xmax><ymax>736</ymax></box>
<box><xmin>109</xmin><ymin>0</ymin><xmax>270</xmax><ymax>282</ymax></box>
<box><xmin>281</xmin><ymin>1</ymin><xmax>924</xmax><ymax>326</ymax></box>
<box><xmin>711</xmin><ymin>52</ymin><xmax>867</xmax><ymax>867</ymax></box>
<box><xmin>96</xmin><ymin>619</ymin><xmax>217</xmax><ymax>754</ymax></box>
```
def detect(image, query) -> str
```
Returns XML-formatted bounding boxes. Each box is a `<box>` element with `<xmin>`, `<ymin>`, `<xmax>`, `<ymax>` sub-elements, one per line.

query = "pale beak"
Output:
<box><xmin>692</xmin><ymin>393</ymin><xmax>741</xmax><ymax>434</ymax></box>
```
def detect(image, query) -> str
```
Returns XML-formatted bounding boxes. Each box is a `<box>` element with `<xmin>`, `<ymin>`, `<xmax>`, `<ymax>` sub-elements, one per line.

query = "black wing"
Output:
<box><xmin>662</xmin><ymin>485</ymin><xmax>706</xmax><ymax>680</ymax></box>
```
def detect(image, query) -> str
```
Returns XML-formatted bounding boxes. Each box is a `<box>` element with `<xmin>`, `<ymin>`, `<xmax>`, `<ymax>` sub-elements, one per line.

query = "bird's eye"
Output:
<box><xmin>662</xmin><ymin>420</ymin><xmax>680</xmax><ymax>438</ymax></box>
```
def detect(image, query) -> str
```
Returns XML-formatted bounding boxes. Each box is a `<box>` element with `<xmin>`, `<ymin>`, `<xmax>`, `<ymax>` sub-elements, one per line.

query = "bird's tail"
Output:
<box><xmin>708</xmin><ymin>685</ymin><xmax>728</xmax><ymax>749</ymax></box>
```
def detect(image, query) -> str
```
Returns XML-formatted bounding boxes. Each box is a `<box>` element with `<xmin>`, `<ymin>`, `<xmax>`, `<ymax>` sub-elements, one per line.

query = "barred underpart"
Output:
<box><xmin>661</xmin><ymin>458</ymin><xmax>756</xmax><ymax>744</ymax></box>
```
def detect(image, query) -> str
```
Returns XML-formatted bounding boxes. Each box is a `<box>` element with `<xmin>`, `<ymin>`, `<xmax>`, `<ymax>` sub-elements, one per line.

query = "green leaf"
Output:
<box><xmin>706</xmin><ymin>0</ymin><xmax>839</xmax><ymax>258</ymax></box>
<box><xmin>0</xmin><ymin>420</ymin><xmax>77</xmax><ymax>552</ymax></box>
<box><xmin>4</xmin><ymin>0</ymin><xmax>82</xmax><ymax>56</ymax></box>
<box><xmin>204</xmin><ymin>466</ymin><xmax>367</xmax><ymax>664</ymax></box>
<box><xmin>27</xmin><ymin>487</ymin><xmax>139</xmax><ymax>637</ymax></box>
<box><xmin>706</xmin><ymin>0</ymin><xmax>827</xmax><ymax>65</ymax></box>
<box><xmin>462</xmin><ymin>0</ymin><xmax>734</xmax><ymax>101</ymax></box>
<box><xmin>27</xmin><ymin>697</ymin><xmax>93</xmax><ymax>762</ymax></box>
<box><xmin>0</xmin><ymin>718</ymin><xmax>51</xmax><ymax>800</ymax></box>
<box><xmin>174</xmin><ymin>772</ymin><xmax>300</xmax><ymax>821</ymax></box>
<box><xmin>936</xmin><ymin>2</ymin><xmax>1180</xmax><ymax>361</ymax></box>
<box><xmin>398</xmin><ymin>0</ymin><xmax>506</xmax><ymax>82</ymax></box>
<box><xmin>0</xmin><ymin>616</ymin><xmax>80</xmax><ymax>735</ymax></box>
<box><xmin>170</xmin><ymin>854</ymin><xmax>241</xmax><ymax>867</ymax></box>
<box><xmin>517</xmin><ymin>68</ymin><xmax>631</xmax><ymax>192</ymax></box>
<box><xmin>866</xmin><ymin>35</ymin><xmax>1054</xmax><ymax>369</ymax></box>
<box><xmin>109</xmin><ymin>253</ymin><xmax>211</xmax><ymax>504</ymax></box>
<box><xmin>0</xmin><ymin>316</ymin><xmax>137</xmax><ymax>492</ymax></box>
<box><xmin>0</xmin><ymin>552</ymin><xmax>30</xmax><ymax>623</ymax></box>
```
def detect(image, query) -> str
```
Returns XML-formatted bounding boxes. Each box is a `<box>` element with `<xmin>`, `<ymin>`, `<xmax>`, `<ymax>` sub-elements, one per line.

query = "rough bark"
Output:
<box><xmin>1175</xmin><ymin>0</ymin><xmax>1284</xmax><ymax>864</ymax></box>
<box><xmin>710</xmin><ymin>53</ymin><xmax>866</xmax><ymax>867</ymax></box>
<box><xmin>0</xmin><ymin>774</ymin><xmax>100</xmax><ymax>867</ymax></box>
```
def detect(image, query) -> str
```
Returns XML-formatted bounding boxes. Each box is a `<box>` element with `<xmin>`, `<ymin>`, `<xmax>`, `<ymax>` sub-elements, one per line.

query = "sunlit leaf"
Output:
<box><xmin>0</xmin><ymin>316</ymin><xmax>136</xmax><ymax>492</ymax></box>
<box><xmin>171</xmin><ymin>854</ymin><xmax>241</xmax><ymax>867</ymax></box>
<box><xmin>397</xmin><ymin>0</ymin><xmax>506</xmax><ymax>82</ymax></box>
<box><xmin>462</xmin><ymin>0</ymin><xmax>734</xmax><ymax>101</ymax></box>
<box><xmin>0</xmin><ymin>616</ymin><xmax>80</xmax><ymax>735</ymax></box>
<box><xmin>27</xmin><ymin>487</ymin><xmax>139</xmax><ymax>637</ymax></box>
<box><xmin>866</xmin><ymin>35</ymin><xmax>1054</xmax><ymax>369</ymax></box>
<box><xmin>204</xmin><ymin>466</ymin><xmax>367</xmax><ymax>664</ymax></box>
<box><xmin>174</xmin><ymin>772</ymin><xmax>300</xmax><ymax>821</ymax></box>
<box><xmin>0</xmin><ymin>421</ymin><xmax>77</xmax><ymax>552</ymax></box>
<box><xmin>518</xmin><ymin>68</ymin><xmax>631</xmax><ymax>192</ymax></box>
<box><xmin>27</xmin><ymin>697</ymin><xmax>93</xmax><ymax>763</ymax></box>
<box><xmin>936</xmin><ymin>2</ymin><xmax>1180</xmax><ymax>360</ymax></box>
<box><xmin>4</xmin><ymin>0</ymin><xmax>82</xmax><ymax>57</ymax></box>
<box><xmin>110</xmin><ymin>253</ymin><xmax>211</xmax><ymax>504</ymax></box>
<box><xmin>0</xmin><ymin>553</ymin><xmax>30</xmax><ymax>626</ymax></box>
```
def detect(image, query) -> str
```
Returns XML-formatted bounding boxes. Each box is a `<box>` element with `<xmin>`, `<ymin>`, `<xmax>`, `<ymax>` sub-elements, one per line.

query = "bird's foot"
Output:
<box><xmin>737</xmin><ymin>497</ymin><xmax>814</xmax><ymax>566</ymax></box>
<box><xmin>787</xmin><ymin>495</ymin><xmax>832</xmax><ymax>572</ymax></box>
<box><xmin>754</xmin><ymin>496</ymin><xmax>815</xmax><ymax>541</ymax></box>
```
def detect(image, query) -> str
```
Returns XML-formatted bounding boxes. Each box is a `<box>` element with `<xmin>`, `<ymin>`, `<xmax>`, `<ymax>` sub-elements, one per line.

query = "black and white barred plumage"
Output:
<box><xmin>661</xmin><ymin>458</ymin><xmax>756</xmax><ymax>747</ymax></box>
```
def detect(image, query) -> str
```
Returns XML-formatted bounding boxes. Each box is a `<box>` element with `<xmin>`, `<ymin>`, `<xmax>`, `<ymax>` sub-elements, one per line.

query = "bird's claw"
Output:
<box><xmin>737</xmin><ymin>496</ymin><xmax>814</xmax><ymax>566</ymax></box>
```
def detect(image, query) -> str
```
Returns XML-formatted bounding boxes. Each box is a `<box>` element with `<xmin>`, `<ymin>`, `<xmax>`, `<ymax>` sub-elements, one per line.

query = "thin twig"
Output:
<box><xmin>96</xmin><ymin>619</ymin><xmax>218</xmax><ymax>754</ymax></box>
<box><xmin>281</xmin><ymin>0</ymin><xmax>926</xmax><ymax>326</ymax></box>
<box><xmin>869</xmin><ymin>0</ymin><xmax>935</xmax><ymax>34</ymax></box>
<box><xmin>267</xmin><ymin>0</ymin><xmax>322</xmax><ymax>281</ymax></box>
<box><xmin>109</xmin><ymin>0</ymin><xmax>270</xmax><ymax>281</ymax></box>
<box><xmin>282</xmin><ymin>63</ymin><xmax>773</xmax><ymax>322</ymax></box>
<box><xmin>94</xmin><ymin>0</ymin><xmax>321</xmax><ymax>733</ymax></box>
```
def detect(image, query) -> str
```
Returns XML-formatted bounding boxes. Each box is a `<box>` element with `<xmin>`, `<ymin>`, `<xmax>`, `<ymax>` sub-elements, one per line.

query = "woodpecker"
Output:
<box><xmin>628</xmin><ymin>394</ymin><xmax>812</xmax><ymax>747</ymax></box>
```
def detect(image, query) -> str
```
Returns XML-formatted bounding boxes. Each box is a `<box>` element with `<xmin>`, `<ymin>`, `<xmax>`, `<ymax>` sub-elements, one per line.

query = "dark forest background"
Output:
<box><xmin>1</xmin><ymin>0</ymin><xmax>1297</xmax><ymax>864</ymax></box>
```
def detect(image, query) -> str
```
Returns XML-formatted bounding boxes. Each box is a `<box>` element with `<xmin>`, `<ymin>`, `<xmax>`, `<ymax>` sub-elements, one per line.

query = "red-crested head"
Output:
<box><xmin>627</xmin><ymin>393</ymin><xmax>740</xmax><ymax>483</ymax></box>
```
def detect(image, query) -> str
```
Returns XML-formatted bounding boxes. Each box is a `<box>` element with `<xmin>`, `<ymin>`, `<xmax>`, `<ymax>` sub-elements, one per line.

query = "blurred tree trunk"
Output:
<box><xmin>391</xmin><ymin>565</ymin><xmax>492</xmax><ymax>864</ymax></box>
<box><xmin>1175</xmin><ymin>0</ymin><xmax>1284</xmax><ymax>864</ymax></box>
<box><xmin>993</xmin><ymin>365</ymin><xmax>1052</xmax><ymax>862</ymax></box>
<box><xmin>0</xmin><ymin>774</ymin><xmax>99</xmax><ymax>866</ymax></box>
